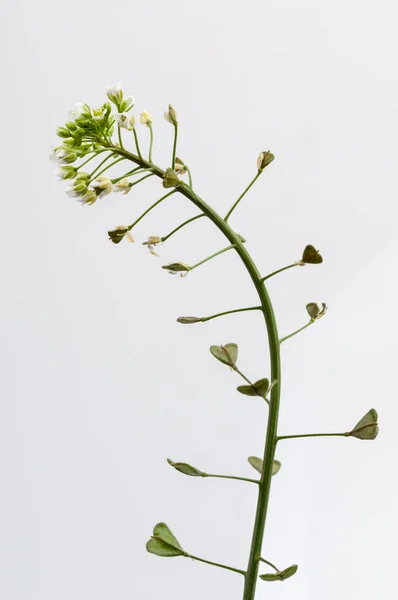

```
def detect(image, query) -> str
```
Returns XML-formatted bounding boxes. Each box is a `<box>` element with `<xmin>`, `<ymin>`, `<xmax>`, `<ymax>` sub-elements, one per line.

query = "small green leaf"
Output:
<box><xmin>302</xmin><ymin>245</ymin><xmax>323</xmax><ymax>264</ymax></box>
<box><xmin>349</xmin><ymin>408</ymin><xmax>379</xmax><ymax>440</ymax></box>
<box><xmin>210</xmin><ymin>343</ymin><xmax>238</xmax><ymax>367</ymax></box>
<box><xmin>167</xmin><ymin>459</ymin><xmax>204</xmax><ymax>477</ymax></box>
<box><xmin>146</xmin><ymin>522</ymin><xmax>184</xmax><ymax>557</ymax></box>
<box><xmin>237</xmin><ymin>378</ymin><xmax>269</xmax><ymax>397</ymax></box>
<box><xmin>248</xmin><ymin>456</ymin><xmax>281</xmax><ymax>476</ymax></box>
<box><xmin>260</xmin><ymin>564</ymin><xmax>298</xmax><ymax>582</ymax></box>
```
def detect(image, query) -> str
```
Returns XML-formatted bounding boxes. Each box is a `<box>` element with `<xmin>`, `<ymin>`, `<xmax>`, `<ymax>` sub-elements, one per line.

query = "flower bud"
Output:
<box><xmin>114</xmin><ymin>178</ymin><xmax>132</xmax><ymax>194</ymax></box>
<box><xmin>164</xmin><ymin>104</ymin><xmax>178</xmax><ymax>125</ymax></box>
<box><xmin>106</xmin><ymin>82</ymin><xmax>123</xmax><ymax>106</ymax></box>
<box><xmin>176</xmin><ymin>316</ymin><xmax>202</xmax><ymax>324</ymax></box>
<box><xmin>57</xmin><ymin>127</ymin><xmax>71</xmax><ymax>138</ymax></box>
<box><xmin>119</xmin><ymin>95</ymin><xmax>135</xmax><ymax>112</ymax></box>
<box><xmin>56</xmin><ymin>166</ymin><xmax>77</xmax><ymax>180</ymax></box>
<box><xmin>257</xmin><ymin>151</ymin><xmax>275</xmax><ymax>171</ymax></box>
<box><xmin>140</xmin><ymin>110</ymin><xmax>153</xmax><ymax>126</ymax></box>
<box><xmin>65</xmin><ymin>120</ymin><xmax>77</xmax><ymax>131</ymax></box>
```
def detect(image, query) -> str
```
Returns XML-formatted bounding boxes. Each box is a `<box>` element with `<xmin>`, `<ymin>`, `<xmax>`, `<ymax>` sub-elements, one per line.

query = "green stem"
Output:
<box><xmin>161</xmin><ymin>214</ymin><xmax>205</xmax><ymax>242</ymax></box>
<box><xmin>105</xmin><ymin>144</ymin><xmax>282</xmax><ymax>600</ymax></box>
<box><xmin>112</xmin><ymin>168</ymin><xmax>151</xmax><ymax>185</ymax></box>
<box><xmin>202</xmin><ymin>306</ymin><xmax>261</xmax><ymax>322</ymax></box>
<box><xmin>186</xmin><ymin>166</ymin><xmax>193</xmax><ymax>188</ymax></box>
<box><xmin>172</xmin><ymin>123</ymin><xmax>178</xmax><ymax>169</ymax></box>
<box><xmin>224</xmin><ymin>171</ymin><xmax>262</xmax><ymax>221</ymax></box>
<box><xmin>133</xmin><ymin>128</ymin><xmax>143</xmax><ymax>159</ymax></box>
<box><xmin>279</xmin><ymin>320</ymin><xmax>313</xmax><ymax>344</ymax></box>
<box><xmin>90</xmin><ymin>157</ymin><xmax>126</xmax><ymax>182</ymax></box>
<box><xmin>258</xmin><ymin>557</ymin><xmax>279</xmax><ymax>572</ymax></box>
<box><xmin>148</xmin><ymin>123</ymin><xmax>154</xmax><ymax>162</ymax></box>
<box><xmin>203</xmin><ymin>473</ymin><xmax>259</xmax><ymax>485</ymax></box>
<box><xmin>127</xmin><ymin>190</ymin><xmax>177</xmax><ymax>231</ymax></box>
<box><xmin>88</xmin><ymin>153</ymin><xmax>117</xmax><ymax>179</ymax></box>
<box><xmin>277</xmin><ymin>432</ymin><xmax>349</xmax><ymax>442</ymax></box>
<box><xmin>77</xmin><ymin>149</ymin><xmax>110</xmax><ymax>171</ymax></box>
<box><xmin>117</xmin><ymin>124</ymin><xmax>124</xmax><ymax>150</ymax></box>
<box><xmin>261</xmin><ymin>263</ymin><xmax>296</xmax><ymax>282</ymax></box>
<box><xmin>184</xmin><ymin>553</ymin><xmax>245</xmax><ymax>576</ymax></box>
<box><xmin>189</xmin><ymin>244</ymin><xmax>236</xmax><ymax>271</ymax></box>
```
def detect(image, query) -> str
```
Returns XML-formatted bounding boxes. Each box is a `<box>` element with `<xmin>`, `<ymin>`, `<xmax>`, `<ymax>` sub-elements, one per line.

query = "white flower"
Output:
<box><xmin>106</xmin><ymin>82</ymin><xmax>123</xmax><ymax>105</ymax></box>
<box><xmin>91</xmin><ymin>176</ymin><xmax>114</xmax><ymax>198</ymax></box>
<box><xmin>49</xmin><ymin>148</ymin><xmax>77</xmax><ymax>165</ymax></box>
<box><xmin>69</xmin><ymin>102</ymin><xmax>92</xmax><ymax>120</ymax></box>
<box><xmin>140</xmin><ymin>110</ymin><xmax>153</xmax><ymax>126</ymax></box>
<box><xmin>120</xmin><ymin>95</ymin><xmax>135</xmax><ymax>112</ymax></box>
<box><xmin>55</xmin><ymin>166</ymin><xmax>76</xmax><ymax>180</ymax></box>
<box><xmin>115</xmin><ymin>113</ymin><xmax>134</xmax><ymax>130</ymax></box>
<box><xmin>114</xmin><ymin>178</ymin><xmax>132</xmax><ymax>194</ymax></box>
<box><xmin>78</xmin><ymin>189</ymin><xmax>97</xmax><ymax>206</ymax></box>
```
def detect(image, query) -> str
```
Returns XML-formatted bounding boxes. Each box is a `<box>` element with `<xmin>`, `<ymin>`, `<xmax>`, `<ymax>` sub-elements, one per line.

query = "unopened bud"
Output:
<box><xmin>176</xmin><ymin>316</ymin><xmax>202</xmax><ymax>324</ymax></box>
<box><xmin>164</xmin><ymin>104</ymin><xmax>178</xmax><ymax>125</ymax></box>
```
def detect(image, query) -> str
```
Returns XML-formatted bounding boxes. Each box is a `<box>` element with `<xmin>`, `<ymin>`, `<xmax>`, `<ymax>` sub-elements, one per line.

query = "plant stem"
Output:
<box><xmin>189</xmin><ymin>244</ymin><xmax>236</xmax><ymax>271</ymax></box>
<box><xmin>105</xmin><ymin>144</ymin><xmax>282</xmax><ymax>600</ymax></box>
<box><xmin>117</xmin><ymin>124</ymin><xmax>124</xmax><ymax>150</ymax></box>
<box><xmin>261</xmin><ymin>263</ymin><xmax>297</xmax><ymax>282</ymax></box>
<box><xmin>184</xmin><ymin>553</ymin><xmax>246</xmax><ymax>576</ymax></box>
<box><xmin>202</xmin><ymin>306</ymin><xmax>262</xmax><ymax>322</ymax></box>
<box><xmin>203</xmin><ymin>473</ymin><xmax>259</xmax><ymax>485</ymax></box>
<box><xmin>258</xmin><ymin>557</ymin><xmax>279</xmax><ymax>572</ymax></box>
<box><xmin>161</xmin><ymin>214</ymin><xmax>205</xmax><ymax>242</ymax></box>
<box><xmin>172</xmin><ymin>123</ymin><xmax>178</xmax><ymax>169</ymax></box>
<box><xmin>277</xmin><ymin>432</ymin><xmax>349</xmax><ymax>442</ymax></box>
<box><xmin>90</xmin><ymin>157</ymin><xmax>126</xmax><ymax>182</ymax></box>
<box><xmin>224</xmin><ymin>171</ymin><xmax>262</xmax><ymax>221</ymax></box>
<box><xmin>279</xmin><ymin>320</ymin><xmax>313</xmax><ymax>343</ymax></box>
<box><xmin>133</xmin><ymin>128</ymin><xmax>143</xmax><ymax>159</ymax></box>
<box><xmin>77</xmin><ymin>149</ymin><xmax>110</xmax><ymax>170</ymax></box>
<box><xmin>148</xmin><ymin>123</ymin><xmax>154</xmax><ymax>162</ymax></box>
<box><xmin>186</xmin><ymin>166</ymin><xmax>193</xmax><ymax>188</ymax></box>
<box><xmin>127</xmin><ymin>190</ymin><xmax>177</xmax><ymax>231</ymax></box>
<box><xmin>88</xmin><ymin>153</ymin><xmax>117</xmax><ymax>179</ymax></box>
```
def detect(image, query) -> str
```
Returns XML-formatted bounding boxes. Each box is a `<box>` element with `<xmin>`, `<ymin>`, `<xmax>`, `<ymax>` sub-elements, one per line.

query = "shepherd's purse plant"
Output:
<box><xmin>50</xmin><ymin>82</ymin><xmax>379</xmax><ymax>599</ymax></box>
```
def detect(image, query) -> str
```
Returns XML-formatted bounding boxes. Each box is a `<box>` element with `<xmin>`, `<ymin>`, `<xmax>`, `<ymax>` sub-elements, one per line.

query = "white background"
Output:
<box><xmin>1</xmin><ymin>1</ymin><xmax>397</xmax><ymax>599</ymax></box>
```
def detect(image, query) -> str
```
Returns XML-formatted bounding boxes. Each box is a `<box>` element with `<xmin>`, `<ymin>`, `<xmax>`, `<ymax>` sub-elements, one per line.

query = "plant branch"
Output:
<box><xmin>203</xmin><ymin>473</ymin><xmax>259</xmax><ymax>485</ymax></box>
<box><xmin>172</xmin><ymin>123</ymin><xmax>178</xmax><ymax>169</ymax></box>
<box><xmin>258</xmin><ymin>557</ymin><xmax>280</xmax><ymax>572</ymax></box>
<box><xmin>224</xmin><ymin>171</ymin><xmax>262</xmax><ymax>221</ymax></box>
<box><xmin>127</xmin><ymin>190</ymin><xmax>177</xmax><ymax>231</ymax></box>
<box><xmin>277</xmin><ymin>432</ymin><xmax>349</xmax><ymax>442</ymax></box>
<box><xmin>279</xmin><ymin>320</ymin><xmax>313</xmax><ymax>344</ymax></box>
<box><xmin>261</xmin><ymin>263</ymin><xmax>297</xmax><ymax>282</ymax></box>
<box><xmin>161</xmin><ymin>214</ymin><xmax>205</xmax><ymax>242</ymax></box>
<box><xmin>202</xmin><ymin>306</ymin><xmax>262</xmax><ymax>322</ymax></box>
<box><xmin>148</xmin><ymin>123</ymin><xmax>154</xmax><ymax>162</ymax></box>
<box><xmin>189</xmin><ymin>244</ymin><xmax>236</xmax><ymax>271</ymax></box>
<box><xmin>184</xmin><ymin>553</ymin><xmax>246</xmax><ymax>576</ymax></box>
